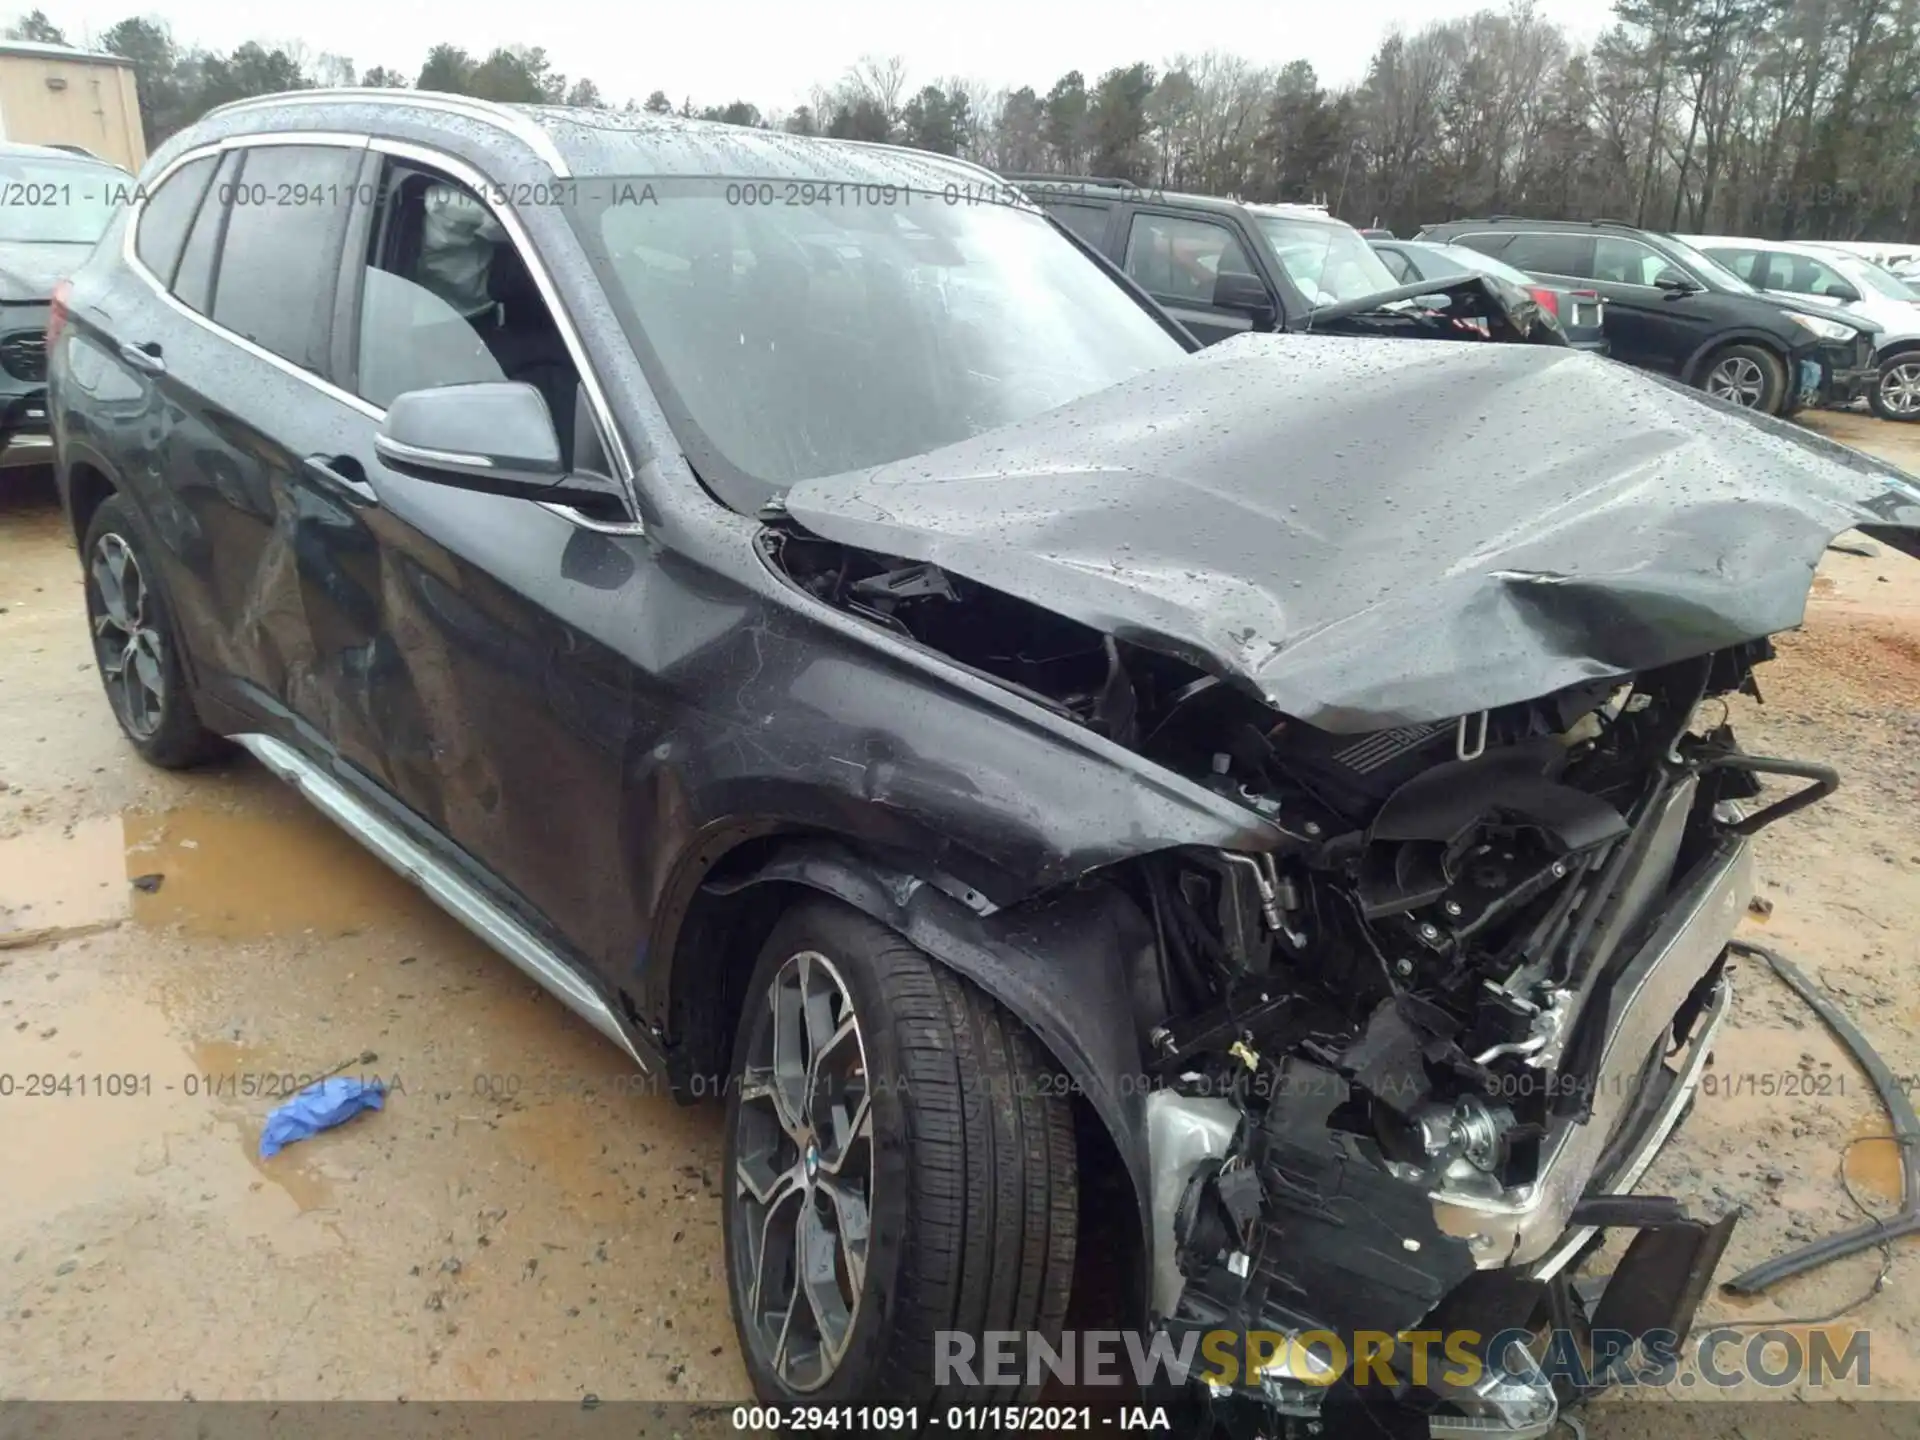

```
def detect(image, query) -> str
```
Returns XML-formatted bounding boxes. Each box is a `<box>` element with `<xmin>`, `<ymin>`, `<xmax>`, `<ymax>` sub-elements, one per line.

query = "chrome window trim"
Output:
<box><xmin>122</xmin><ymin>130</ymin><xmax>643</xmax><ymax>532</ymax></box>
<box><xmin>202</xmin><ymin>88</ymin><xmax>571</xmax><ymax>177</ymax></box>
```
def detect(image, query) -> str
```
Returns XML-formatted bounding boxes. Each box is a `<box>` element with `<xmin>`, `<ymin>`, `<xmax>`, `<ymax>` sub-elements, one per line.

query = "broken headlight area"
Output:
<box><xmin>768</xmin><ymin>532</ymin><xmax>1834</xmax><ymax>1429</ymax></box>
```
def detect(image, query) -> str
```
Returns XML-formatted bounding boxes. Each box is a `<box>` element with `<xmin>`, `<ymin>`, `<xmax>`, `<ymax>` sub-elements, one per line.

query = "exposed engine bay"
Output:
<box><xmin>770</xmin><ymin>529</ymin><xmax>1837</xmax><ymax>1433</ymax></box>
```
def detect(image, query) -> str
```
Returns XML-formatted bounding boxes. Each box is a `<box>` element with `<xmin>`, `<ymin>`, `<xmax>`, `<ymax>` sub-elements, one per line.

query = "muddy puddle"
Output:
<box><xmin>2</xmin><ymin>782</ymin><xmax>427</xmax><ymax>947</ymax></box>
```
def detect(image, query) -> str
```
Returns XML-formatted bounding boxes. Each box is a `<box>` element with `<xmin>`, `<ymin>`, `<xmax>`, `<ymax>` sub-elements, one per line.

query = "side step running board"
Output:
<box><xmin>233</xmin><ymin>733</ymin><xmax>650</xmax><ymax>1072</ymax></box>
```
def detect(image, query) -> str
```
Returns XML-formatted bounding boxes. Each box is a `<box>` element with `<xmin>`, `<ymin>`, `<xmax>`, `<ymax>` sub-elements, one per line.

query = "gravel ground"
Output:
<box><xmin>2</xmin><ymin>409</ymin><xmax>1917</xmax><ymax>1428</ymax></box>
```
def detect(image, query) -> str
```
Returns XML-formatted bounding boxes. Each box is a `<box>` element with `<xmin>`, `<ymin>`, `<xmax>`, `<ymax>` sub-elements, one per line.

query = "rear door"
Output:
<box><xmin>82</xmin><ymin>137</ymin><xmax>372</xmax><ymax>728</ymax></box>
<box><xmin>1118</xmin><ymin>208</ymin><xmax>1269</xmax><ymax>345</ymax></box>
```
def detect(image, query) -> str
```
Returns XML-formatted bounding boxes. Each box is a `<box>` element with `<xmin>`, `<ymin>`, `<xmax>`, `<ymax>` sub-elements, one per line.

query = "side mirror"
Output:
<box><xmin>1213</xmin><ymin>269</ymin><xmax>1277</xmax><ymax>326</ymax></box>
<box><xmin>1653</xmin><ymin>270</ymin><xmax>1698</xmax><ymax>297</ymax></box>
<box><xmin>1821</xmin><ymin>281</ymin><xmax>1863</xmax><ymax>304</ymax></box>
<box><xmin>375</xmin><ymin>382</ymin><xmax>566</xmax><ymax>499</ymax></box>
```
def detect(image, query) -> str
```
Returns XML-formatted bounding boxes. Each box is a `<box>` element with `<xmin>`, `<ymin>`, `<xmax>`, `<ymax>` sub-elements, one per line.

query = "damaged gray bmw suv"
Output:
<box><xmin>49</xmin><ymin>92</ymin><xmax>1920</xmax><ymax>1434</ymax></box>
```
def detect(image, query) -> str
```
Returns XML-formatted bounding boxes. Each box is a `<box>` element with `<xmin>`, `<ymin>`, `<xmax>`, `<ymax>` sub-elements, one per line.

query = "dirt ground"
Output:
<box><xmin>2</xmin><ymin>411</ymin><xmax>1919</xmax><ymax>1427</ymax></box>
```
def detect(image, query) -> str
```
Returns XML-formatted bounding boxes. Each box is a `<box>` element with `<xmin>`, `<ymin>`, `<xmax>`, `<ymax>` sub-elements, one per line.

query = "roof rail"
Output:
<box><xmin>199</xmin><ymin>87</ymin><xmax>570</xmax><ymax>175</ymax></box>
<box><xmin>1001</xmin><ymin>172</ymin><xmax>1149</xmax><ymax>190</ymax></box>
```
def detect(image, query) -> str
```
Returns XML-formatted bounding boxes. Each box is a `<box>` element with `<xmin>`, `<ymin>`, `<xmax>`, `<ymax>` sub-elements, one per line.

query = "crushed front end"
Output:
<box><xmin>1132</xmin><ymin>646</ymin><xmax>1827</xmax><ymax>1435</ymax></box>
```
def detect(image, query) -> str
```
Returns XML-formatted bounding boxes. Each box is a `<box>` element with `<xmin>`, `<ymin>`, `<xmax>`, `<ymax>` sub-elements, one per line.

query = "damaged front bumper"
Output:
<box><xmin>1153</xmin><ymin>833</ymin><xmax>1754</xmax><ymax>1434</ymax></box>
<box><xmin>1430</xmin><ymin>832</ymin><xmax>1752</xmax><ymax>1271</ymax></box>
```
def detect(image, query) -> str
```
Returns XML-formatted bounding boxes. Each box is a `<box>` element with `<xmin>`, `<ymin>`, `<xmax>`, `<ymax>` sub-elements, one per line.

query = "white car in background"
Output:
<box><xmin>1681</xmin><ymin>234</ymin><xmax>1920</xmax><ymax>421</ymax></box>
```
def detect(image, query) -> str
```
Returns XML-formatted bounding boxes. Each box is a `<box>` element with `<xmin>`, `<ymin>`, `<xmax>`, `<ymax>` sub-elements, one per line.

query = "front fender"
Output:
<box><xmin>706</xmin><ymin>838</ymin><xmax>1159</xmax><ymax>1275</ymax></box>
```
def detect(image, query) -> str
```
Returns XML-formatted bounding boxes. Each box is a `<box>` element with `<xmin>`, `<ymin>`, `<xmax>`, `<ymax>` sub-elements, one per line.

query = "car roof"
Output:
<box><xmin>1423</xmin><ymin>216</ymin><xmax>1655</xmax><ymax>235</ymax></box>
<box><xmin>1243</xmin><ymin>202</ymin><xmax>1347</xmax><ymax>226</ymax></box>
<box><xmin>1684</xmin><ymin>234</ymin><xmax>1851</xmax><ymax>255</ymax></box>
<box><xmin>0</xmin><ymin>139</ymin><xmax>120</xmax><ymax>162</ymax></box>
<box><xmin>182</xmin><ymin>89</ymin><xmax>1006</xmax><ymax>193</ymax></box>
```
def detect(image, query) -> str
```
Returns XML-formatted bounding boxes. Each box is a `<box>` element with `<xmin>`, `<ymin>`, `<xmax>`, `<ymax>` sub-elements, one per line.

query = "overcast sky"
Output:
<box><xmin>37</xmin><ymin>0</ymin><xmax>1612</xmax><ymax>113</ymax></box>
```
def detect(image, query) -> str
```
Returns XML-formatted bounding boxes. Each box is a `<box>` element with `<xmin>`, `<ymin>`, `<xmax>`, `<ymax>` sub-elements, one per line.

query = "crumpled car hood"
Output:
<box><xmin>785</xmin><ymin>333</ymin><xmax>1920</xmax><ymax>733</ymax></box>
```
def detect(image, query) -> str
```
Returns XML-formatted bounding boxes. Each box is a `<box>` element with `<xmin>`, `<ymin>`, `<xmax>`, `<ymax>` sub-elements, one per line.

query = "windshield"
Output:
<box><xmin>1255</xmin><ymin>213</ymin><xmax>1403</xmax><ymax>306</ymax></box>
<box><xmin>1661</xmin><ymin>234</ymin><xmax>1758</xmax><ymax>294</ymax></box>
<box><xmin>568</xmin><ymin>180</ymin><xmax>1184</xmax><ymax>509</ymax></box>
<box><xmin>1830</xmin><ymin>252</ymin><xmax>1918</xmax><ymax>302</ymax></box>
<box><xmin>0</xmin><ymin>155</ymin><xmax>122</xmax><ymax>244</ymax></box>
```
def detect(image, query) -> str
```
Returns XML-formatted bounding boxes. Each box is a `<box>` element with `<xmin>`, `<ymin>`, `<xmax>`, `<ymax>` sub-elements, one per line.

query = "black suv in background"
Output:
<box><xmin>1416</xmin><ymin>217</ymin><xmax>1880</xmax><ymax>415</ymax></box>
<box><xmin>1015</xmin><ymin>177</ymin><xmax>1565</xmax><ymax>348</ymax></box>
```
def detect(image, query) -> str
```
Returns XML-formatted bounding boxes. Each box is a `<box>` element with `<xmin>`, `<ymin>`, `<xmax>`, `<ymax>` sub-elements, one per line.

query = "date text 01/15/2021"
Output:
<box><xmin>728</xmin><ymin>1407</ymin><xmax>1168</xmax><ymax>1432</ymax></box>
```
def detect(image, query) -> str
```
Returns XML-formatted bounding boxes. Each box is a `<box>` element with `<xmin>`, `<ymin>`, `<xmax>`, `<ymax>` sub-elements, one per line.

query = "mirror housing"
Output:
<box><xmin>1653</xmin><ymin>270</ymin><xmax>1699</xmax><ymax>297</ymax></box>
<box><xmin>1821</xmin><ymin>281</ymin><xmax>1863</xmax><ymax>304</ymax></box>
<box><xmin>1213</xmin><ymin>269</ymin><xmax>1277</xmax><ymax>326</ymax></box>
<box><xmin>375</xmin><ymin>381</ymin><xmax>567</xmax><ymax>499</ymax></box>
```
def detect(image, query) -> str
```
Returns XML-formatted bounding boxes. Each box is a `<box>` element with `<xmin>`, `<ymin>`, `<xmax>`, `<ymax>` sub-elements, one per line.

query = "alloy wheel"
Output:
<box><xmin>1880</xmin><ymin>360</ymin><xmax>1920</xmax><ymax>418</ymax></box>
<box><xmin>1705</xmin><ymin>355</ymin><xmax>1767</xmax><ymax>407</ymax></box>
<box><xmin>731</xmin><ymin>949</ymin><xmax>874</xmax><ymax>1392</ymax></box>
<box><xmin>87</xmin><ymin>533</ymin><xmax>166</xmax><ymax>739</ymax></box>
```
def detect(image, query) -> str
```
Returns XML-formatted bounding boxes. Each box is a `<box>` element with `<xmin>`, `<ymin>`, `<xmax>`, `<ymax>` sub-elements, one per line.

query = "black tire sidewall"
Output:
<box><xmin>721</xmin><ymin>904</ymin><xmax>920</xmax><ymax>1406</ymax></box>
<box><xmin>81</xmin><ymin>494</ymin><xmax>218</xmax><ymax>767</ymax></box>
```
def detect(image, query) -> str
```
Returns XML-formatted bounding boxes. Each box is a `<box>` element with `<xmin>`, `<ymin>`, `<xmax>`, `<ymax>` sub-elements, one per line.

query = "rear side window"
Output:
<box><xmin>1123</xmin><ymin>212</ymin><xmax>1253</xmax><ymax>303</ymax></box>
<box><xmin>173</xmin><ymin>152</ymin><xmax>239</xmax><ymax>315</ymax></box>
<box><xmin>1497</xmin><ymin>232</ymin><xmax>1595</xmax><ymax>279</ymax></box>
<box><xmin>1706</xmin><ymin>247</ymin><xmax>1763</xmax><ymax>282</ymax></box>
<box><xmin>1046</xmin><ymin>202</ymin><xmax>1112</xmax><ymax>249</ymax></box>
<box><xmin>210</xmin><ymin>145</ymin><xmax>359</xmax><ymax>374</ymax></box>
<box><xmin>133</xmin><ymin>155</ymin><xmax>215</xmax><ymax>285</ymax></box>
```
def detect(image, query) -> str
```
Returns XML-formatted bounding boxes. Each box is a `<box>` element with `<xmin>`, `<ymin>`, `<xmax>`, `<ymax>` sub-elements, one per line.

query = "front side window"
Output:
<box><xmin>1704</xmin><ymin>247</ymin><xmax>1764</xmax><ymax>283</ymax></box>
<box><xmin>1124</xmin><ymin>212</ymin><xmax>1254</xmax><ymax>303</ymax></box>
<box><xmin>1254</xmin><ymin>214</ymin><xmax>1401</xmax><ymax>305</ymax></box>
<box><xmin>569</xmin><ymin>181</ymin><xmax>1184</xmax><ymax>512</ymax></box>
<box><xmin>346</xmin><ymin>162</ymin><xmax>584</xmax><ymax>466</ymax></box>
<box><xmin>0</xmin><ymin>154</ymin><xmax>124</xmax><ymax>246</ymax></box>
<box><xmin>1766</xmin><ymin>251</ymin><xmax>1856</xmax><ymax>301</ymax></box>
<box><xmin>1592</xmin><ymin>236</ymin><xmax>1674</xmax><ymax>286</ymax></box>
<box><xmin>210</xmin><ymin>145</ymin><xmax>359</xmax><ymax>373</ymax></box>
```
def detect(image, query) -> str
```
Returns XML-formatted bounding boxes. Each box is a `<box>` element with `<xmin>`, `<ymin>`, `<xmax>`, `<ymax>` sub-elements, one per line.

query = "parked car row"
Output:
<box><xmin>1012</xmin><ymin>179</ymin><xmax>1907</xmax><ymax>423</ymax></box>
<box><xmin>1675</xmin><ymin>234</ymin><xmax>1920</xmax><ymax>421</ymax></box>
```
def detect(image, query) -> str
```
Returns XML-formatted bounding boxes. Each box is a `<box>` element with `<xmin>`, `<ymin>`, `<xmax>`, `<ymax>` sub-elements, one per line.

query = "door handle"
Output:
<box><xmin>303</xmin><ymin>453</ymin><xmax>377</xmax><ymax>502</ymax></box>
<box><xmin>118</xmin><ymin>340</ymin><xmax>165</xmax><ymax>374</ymax></box>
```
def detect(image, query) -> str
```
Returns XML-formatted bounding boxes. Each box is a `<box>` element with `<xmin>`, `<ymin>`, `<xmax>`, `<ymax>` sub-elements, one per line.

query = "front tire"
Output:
<box><xmin>723</xmin><ymin>898</ymin><xmax>1077</xmax><ymax>1406</ymax></box>
<box><xmin>1699</xmin><ymin>344</ymin><xmax>1786</xmax><ymax>413</ymax></box>
<box><xmin>81</xmin><ymin>493</ymin><xmax>225</xmax><ymax>769</ymax></box>
<box><xmin>1870</xmin><ymin>354</ymin><xmax>1920</xmax><ymax>422</ymax></box>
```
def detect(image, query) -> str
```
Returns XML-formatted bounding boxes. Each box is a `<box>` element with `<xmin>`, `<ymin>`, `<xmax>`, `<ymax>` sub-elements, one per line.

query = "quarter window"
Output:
<box><xmin>172</xmin><ymin>151</ymin><xmax>238</xmax><ymax>315</ymax></box>
<box><xmin>133</xmin><ymin>155</ymin><xmax>215</xmax><ymax>285</ymax></box>
<box><xmin>1046</xmin><ymin>202</ymin><xmax>1112</xmax><ymax>249</ymax></box>
<box><xmin>1123</xmin><ymin>213</ymin><xmax>1254</xmax><ymax>303</ymax></box>
<box><xmin>209</xmin><ymin>145</ymin><xmax>360</xmax><ymax>374</ymax></box>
